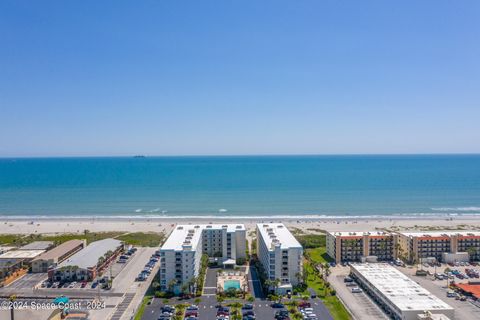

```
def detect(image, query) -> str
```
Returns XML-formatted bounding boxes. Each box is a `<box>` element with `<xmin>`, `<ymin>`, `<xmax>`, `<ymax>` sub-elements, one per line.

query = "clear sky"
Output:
<box><xmin>1</xmin><ymin>1</ymin><xmax>479</xmax><ymax>157</ymax></box>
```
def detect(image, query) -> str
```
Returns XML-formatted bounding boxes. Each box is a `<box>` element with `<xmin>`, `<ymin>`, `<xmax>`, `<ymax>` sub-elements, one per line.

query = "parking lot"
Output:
<box><xmin>6</xmin><ymin>273</ymin><xmax>46</xmax><ymax>289</ymax></box>
<box><xmin>395</xmin><ymin>264</ymin><xmax>480</xmax><ymax>320</ymax></box>
<box><xmin>142</xmin><ymin>296</ymin><xmax>332</xmax><ymax>320</ymax></box>
<box><xmin>329</xmin><ymin>272</ymin><xmax>388</xmax><ymax>320</ymax></box>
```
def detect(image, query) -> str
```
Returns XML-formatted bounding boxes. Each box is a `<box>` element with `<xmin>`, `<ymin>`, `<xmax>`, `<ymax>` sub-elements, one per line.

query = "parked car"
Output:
<box><xmin>351</xmin><ymin>287</ymin><xmax>363</xmax><ymax>293</ymax></box>
<box><xmin>271</xmin><ymin>302</ymin><xmax>284</xmax><ymax>308</ymax></box>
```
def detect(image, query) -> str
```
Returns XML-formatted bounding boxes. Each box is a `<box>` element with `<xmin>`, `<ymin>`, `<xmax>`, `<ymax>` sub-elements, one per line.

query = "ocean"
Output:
<box><xmin>0</xmin><ymin>155</ymin><xmax>479</xmax><ymax>218</ymax></box>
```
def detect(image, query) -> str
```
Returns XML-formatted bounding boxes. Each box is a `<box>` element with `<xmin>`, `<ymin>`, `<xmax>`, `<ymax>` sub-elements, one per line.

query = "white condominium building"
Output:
<box><xmin>256</xmin><ymin>223</ymin><xmax>303</xmax><ymax>294</ymax></box>
<box><xmin>159</xmin><ymin>224</ymin><xmax>246</xmax><ymax>292</ymax></box>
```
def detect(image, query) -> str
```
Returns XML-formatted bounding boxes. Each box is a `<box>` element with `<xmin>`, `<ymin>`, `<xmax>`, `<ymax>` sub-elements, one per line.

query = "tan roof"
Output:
<box><xmin>32</xmin><ymin>239</ymin><xmax>85</xmax><ymax>262</ymax></box>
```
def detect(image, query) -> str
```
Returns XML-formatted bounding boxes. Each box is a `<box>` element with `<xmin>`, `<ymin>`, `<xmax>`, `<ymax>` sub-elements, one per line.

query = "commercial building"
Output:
<box><xmin>397</xmin><ymin>231</ymin><xmax>480</xmax><ymax>263</ymax></box>
<box><xmin>49</xmin><ymin>238</ymin><xmax>123</xmax><ymax>282</ymax></box>
<box><xmin>256</xmin><ymin>223</ymin><xmax>303</xmax><ymax>294</ymax></box>
<box><xmin>32</xmin><ymin>240</ymin><xmax>86</xmax><ymax>273</ymax></box>
<box><xmin>326</xmin><ymin>231</ymin><xmax>395</xmax><ymax>263</ymax></box>
<box><xmin>159</xmin><ymin>224</ymin><xmax>246</xmax><ymax>292</ymax></box>
<box><xmin>350</xmin><ymin>263</ymin><xmax>454</xmax><ymax>320</ymax></box>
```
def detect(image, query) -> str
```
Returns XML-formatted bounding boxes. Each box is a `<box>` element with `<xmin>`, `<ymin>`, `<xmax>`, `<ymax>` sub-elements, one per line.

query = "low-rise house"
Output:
<box><xmin>0</xmin><ymin>249</ymin><xmax>46</xmax><ymax>262</ymax></box>
<box><xmin>32</xmin><ymin>240</ymin><xmax>86</xmax><ymax>273</ymax></box>
<box><xmin>19</xmin><ymin>241</ymin><xmax>54</xmax><ymax>251</ymax></box>
<box><xmin>49</xmin><ymin>238</ymin><xmax>123</xmax><ymax>282</ymax></box>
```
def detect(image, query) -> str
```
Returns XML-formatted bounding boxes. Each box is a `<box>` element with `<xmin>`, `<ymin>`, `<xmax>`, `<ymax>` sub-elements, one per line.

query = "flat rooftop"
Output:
<box><xmin>0</xmin><ymin>246</ymin><xmax>16</xmax><ymax>253</ymax></box>
<box><xmin>351</xmin><ymin>263</ymin><xmax>453</xmax><ymax>313</ymax></box>
<box><xmin>33</xmin><ymin>239</ymin><xmax>85</xmax><ymax>261</ymax></box>
<box><xmin>328</xmin><ymin>231</ymin><xmax>392</xmax><ymax>237</ymax></box>
<box><xmin>59</xmin><ymin>238</ymin><xmax>122</xmax><ymax>269</ymax></box>
<box><xmin>20</xmin><ymin>241</ymin><xmax>54</xmax><ymax>250</ymax></box>
<box><xmin>0</xmin><ymin>250</ymin><xmax>45</xmax><ymax>259</ymax></box>
<box><xmin>161</xmin><ymin>224</ymin><xmax>246</xmax><ymax>251</ymax></box>
<box><xmin>257</xmin><ymin>223</ymin><xmax>302</xmax><ymax>249</ymax></box>
<box><xmin>399</xmin><ymin>230</ymin><xmax>480</xmax><ymax>237</ymax></box>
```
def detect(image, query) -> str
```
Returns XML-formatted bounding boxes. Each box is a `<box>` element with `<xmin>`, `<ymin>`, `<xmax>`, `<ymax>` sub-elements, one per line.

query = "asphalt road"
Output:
<box><xmin>247</xmin><ymin>265</ymin><xmax>264</xmax><ymax>299</ymax></box>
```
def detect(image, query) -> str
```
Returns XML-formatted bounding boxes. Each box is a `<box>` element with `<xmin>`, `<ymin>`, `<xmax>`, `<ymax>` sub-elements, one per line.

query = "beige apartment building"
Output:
<box><xmin>326</xmin><ymin>231</ymin><xmax>396</xmax><ymax>263</ymax></box>
<box><xmin>397</xmin><ymin>231</ymin><xmax>480</xmax><ymax>263</ymax></box>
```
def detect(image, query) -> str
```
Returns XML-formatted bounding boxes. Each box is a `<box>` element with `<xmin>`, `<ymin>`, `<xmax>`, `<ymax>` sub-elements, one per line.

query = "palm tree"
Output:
<box><xmin>181</xmin><ymin>283</ymin><xmax>189</xmax><ymax>295</ymax></box>
<box><xmin>167</xmin><ymin>279</ymin><xmax>178</xmax><ymax>293</ymax></box>
<box><xmin>272</xmin><ymin>278</ymin><xmax>281</xmax><ymax>295</ymax></box>
<box><xmin>97</xmin><ymin>256</ymin><xmax>105</xmax><ymax>267</ymax></box>
<box><xmin>188</xmin><ymin>277</ymin><xmax>196</xmax><ymax>294</ymax></box>
<box><xmin>323</xmin><ymin>263</ymin><xmax>331</xmax><ymax>277</ymax></box>
<box><xmin>467</xmin><ymin>247</ymin><xmax>477</xmax><ymax>261</ymax></box>
<box><xmin>295</xmin><ymin>272</ymin><xmax>302</xmax><ymax>285</ymax></box>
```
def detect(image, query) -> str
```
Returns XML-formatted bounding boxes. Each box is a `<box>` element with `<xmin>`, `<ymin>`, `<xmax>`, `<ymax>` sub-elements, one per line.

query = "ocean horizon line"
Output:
<box><xmin>1</xmin><ymin>152</ymin><xmax>480</xmax><ymax>160</ymax></box>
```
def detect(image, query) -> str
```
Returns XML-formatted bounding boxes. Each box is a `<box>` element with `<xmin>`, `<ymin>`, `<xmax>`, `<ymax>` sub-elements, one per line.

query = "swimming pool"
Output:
<box><xmin>224</xmin><ymin>280</ymin><xmax>241</xmax><ymax>290</ymax></box>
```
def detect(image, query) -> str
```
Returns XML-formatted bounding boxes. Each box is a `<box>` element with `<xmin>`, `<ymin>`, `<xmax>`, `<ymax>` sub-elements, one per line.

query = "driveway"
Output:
<box><xmin>203</xmin><ymin>268</ymin><xmax>218</xmax><ymax>295</ymax></box>
<box><xmin>247</xmin><ymin>265</ymin><xmax>264</xmax><ymax>299</ymax></box>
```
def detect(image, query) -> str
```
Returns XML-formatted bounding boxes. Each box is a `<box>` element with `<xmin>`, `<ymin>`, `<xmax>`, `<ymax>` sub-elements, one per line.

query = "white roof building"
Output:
<box><xmin>58</xmin><ymin>238</ymin><xmax>122</xmax><ymax>269</ymax></box>
<box><xmin>256</xmin><ymin>223</ymin><xmax>303</xmax><ymax>294</ymax></box>
<box><xmin>350</xmin><ymin>263</ymin><xmax>454</xmax><ymax>320</ymax></box>
<box><xmin>159</xmin><ymin>224</ymin><xmax>246</xmax><ymax>293</ymax></box>
<box><xmin>256</xmin><ymin>223</ymin><xmax>302</xmax><ymax>250</ymax></box>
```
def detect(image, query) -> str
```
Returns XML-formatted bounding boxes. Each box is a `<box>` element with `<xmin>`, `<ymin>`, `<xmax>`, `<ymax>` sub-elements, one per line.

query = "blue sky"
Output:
<box><xmin>1</xmin><ymin>1</ymin><xmax>479</xmax><ymax>157</ymax></box>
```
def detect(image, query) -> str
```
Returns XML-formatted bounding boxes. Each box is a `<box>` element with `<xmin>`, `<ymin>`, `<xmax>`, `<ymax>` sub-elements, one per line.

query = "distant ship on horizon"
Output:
<box><xmin>133</xmin><ymin>155</ymin><xmax>146</xmax><ymax>158</ymax></box>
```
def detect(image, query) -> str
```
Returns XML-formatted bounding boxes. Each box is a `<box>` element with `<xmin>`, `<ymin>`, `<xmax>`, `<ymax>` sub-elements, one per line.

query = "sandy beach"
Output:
<box><xmin>1</xmin><ymin>216</ymin><xmax>479</xmax><ymax>242</ymax></box>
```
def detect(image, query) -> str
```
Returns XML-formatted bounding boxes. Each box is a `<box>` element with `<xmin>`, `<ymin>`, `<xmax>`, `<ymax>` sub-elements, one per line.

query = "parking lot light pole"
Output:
<box><xmin>9</xmin><ymin>295</ymin><xmax>15</xmax><ymax>320</ymax></box>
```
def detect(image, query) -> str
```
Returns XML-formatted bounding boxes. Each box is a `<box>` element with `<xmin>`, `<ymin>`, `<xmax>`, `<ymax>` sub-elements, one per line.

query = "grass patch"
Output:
<box><xmin>0</xmin><ymin>234</ymin><xmax>28</xmax><ymax>246</ymax></box>
<box><xmin>117</xmin><ymin>232</ymin><xmax>164</xmax><ymax>247</ymax></box>
<box><xmin>0</xmin><ymin>231</ymin><xmax>164</xmax><ymax>247</ymax></box>
<box><xmin>304</xmin><ymin>261</ymin><xmax>350</xmax><ymax>320</ymax></box>
<box><xmin>306</xmin><ymin>247</ymin><xmax>333</xmax><ymax>264</ymax></box>
<box><xmin>295</xmin><ymin>234</ymin><xmax>326</xmax><ymax>249</ymax></box>
<box><xmin>134</xmin><ymin>295</ymin><xmax>153</xmax><ymax>320</ymax></box>
<box><xmin>40</xmin><ymin>231</ymin><xmax>124</xmax><ymax>245</ymax></box>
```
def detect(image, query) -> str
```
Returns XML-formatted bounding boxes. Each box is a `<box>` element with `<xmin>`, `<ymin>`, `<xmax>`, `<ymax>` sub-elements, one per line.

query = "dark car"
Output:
<box><xmin>242</xmin><ymin>303</ymin><xmax>253</xmax><ymax>310</ymax></box>
<box><xmin>275</xmin><ymin>310</ymin><xmax>289</xmax><ymax>318</ymax></box>
<box><xmin>217</xmin><ymin>306</ymin><xmax>230</xmax><ymax>312</ymax></box>
<box><xmin>271</xmin><ymin>302</ymin><xmax>284</xmax><ymax>308</ymax></box>
<box><xmin>243</xmin><ymin>310</ymin><xmax>255</xmax><ymax>316</ymax></box>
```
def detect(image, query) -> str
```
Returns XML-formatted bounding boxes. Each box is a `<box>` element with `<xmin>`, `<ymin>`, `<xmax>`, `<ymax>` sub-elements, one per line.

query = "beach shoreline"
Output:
<box><xmin>0</xmin><ymin>215</ymin><xmax>479</xmax><ymax>237</ymax></box>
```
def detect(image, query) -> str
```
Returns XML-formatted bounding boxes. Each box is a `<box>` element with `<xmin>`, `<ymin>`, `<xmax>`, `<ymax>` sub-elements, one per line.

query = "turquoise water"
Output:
<box><xmin>224</xmin><ymin>280</ymin><xmax>241</xmax><ymax>290</ymax></box>
<box><xmin>0</xmin><ymin>155</ymin><xmax>479</xmax><ymax>217</ymax></box>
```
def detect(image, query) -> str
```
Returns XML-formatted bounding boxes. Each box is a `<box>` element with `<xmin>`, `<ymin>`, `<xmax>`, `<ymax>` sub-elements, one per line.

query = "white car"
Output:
<box><xmin>351</xmin><ymin>287</ymin><xmax>363</xmax><ymax>293</ymax></box>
